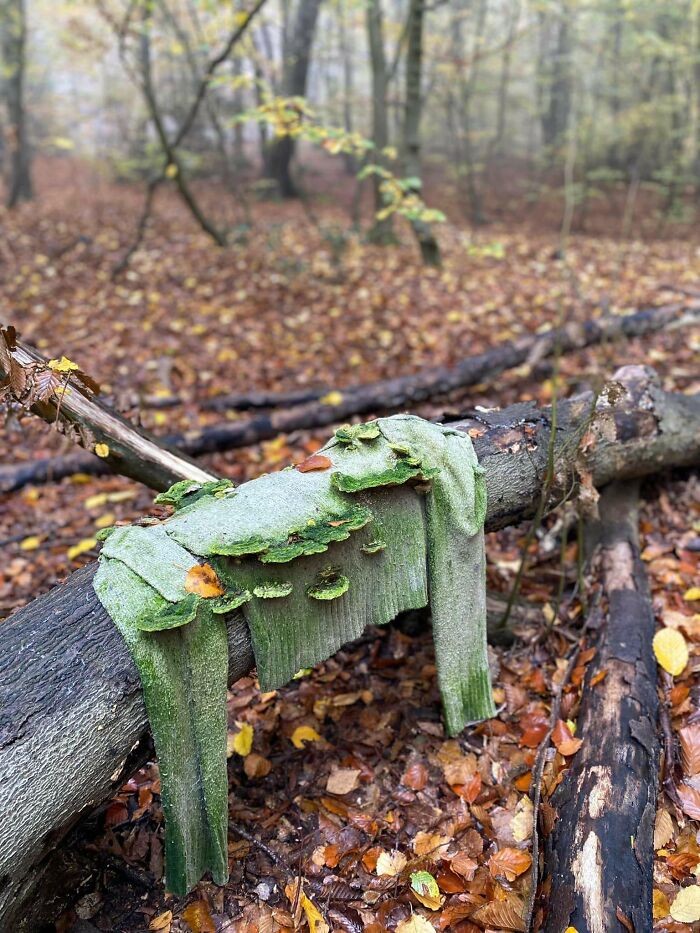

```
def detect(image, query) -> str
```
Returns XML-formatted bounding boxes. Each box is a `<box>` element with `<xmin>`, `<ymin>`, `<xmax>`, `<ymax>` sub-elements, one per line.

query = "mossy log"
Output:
<box><xmin>1</xmin><ymin>303</ymin><xmax>697</xmax><ymax>492</ymax></box>
<box><xmin>1</xmin><ymin>367</ymin><xmax>699</xmax><ymax>929</ymax></box>
<box><xmin>542</xmin><ymin>481</ymin><xmax>659</xmax><ymax>932</ymax></box>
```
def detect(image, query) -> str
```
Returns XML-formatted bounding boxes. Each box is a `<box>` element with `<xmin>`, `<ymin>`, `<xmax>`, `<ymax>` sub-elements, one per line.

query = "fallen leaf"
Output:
<box><xmin>244</xmin><ymin>752</ymin><xmax>272</xmax><ymax>778</ymax></box>
<box><xmin>229</xmin><ymin>722</ymin><xmax>253</xmax><ymax>757</ymax></box>
<box><xmin>552</xmin><ymin>719</ymin><xmax>583</xmax><ymax>756</ymax></box>
<box><xmin>320</xmin><ymin>391</ymin><xmax>343</xmax><ymax>406</ymax></box>
<box><xmin>181</xmin><ymin>900</ymin><xmax>215</xmax><ymax>933</ymax></box>
<box><xmin>670</xmin><ymin>884</ymin><xmax>700</xmax><ymax>923</ymax></box>
<box><xmin>19</xmin><ymin>535</ymin><xmax>41</xmax><ymax>551</ymax></box>
<box><xmin>48</xmin><ymin>355</ymin><xmax>79</xmax><ymax>373</ymax></box>
<box><xmin>412</xmin><ymin>831</ymin><xmax>450</xmax><ymax>858</ymax></box>
<box><xmin>67</xmin><ymin>537</ymin><xmax>97</xmax><ymax>560</ymax></box>
<box><xmin>678</xmin><ymin>782</ymin><xmax>700</xmax><ymax>820</ymax></box>
<box><xmin>653</xmin><ymin>889</ymin><xmax>670</xmax><ymax>921</ymax></box>
<box><xmin>684</xmin><ymin>587</ymin><xmax>700</xmax><ymax>602</ymax></box>
<box><xmin>296</xmin><ymin>454</ymin><xmax>332</xmax><ymax>473</ymax></box>
<box><xmin>410</xmin><ymin>871</ymin><xmax>444</xmax><ymax>910</ymax></box>
<box><xmin>291</xmin><ymin>725</ymin><xmax>322</xmax><ymax>748</ymax></box>
<box><xmin>654</xmin><ymin>808</ymin><xmax>674</xmax><ymax>850</ymax></box>
<box><xmin>679</xmin><ymin>723</ymin><xmax>700</xmax><ymax>776</ymax></box>
<box><xmin>450</xmin><ymin>853</ymin><xmax>478</xmax><ymax>880</ymax></box>
<box><xmin>395</xmin><ymin>916</ymin><xmax>435</xmax><ymax>933</ymax></box>
<box><xmin>653</xmin><ymin>627</ymin><xmax>689</xmax><ymax>676</ymax></box>
<box><xmin>185</xmin><ymin>563</ymin><xmax>225</xmax><ymax>598</ymax></box>
<box><xmin>488</xmin><ymin>847</ymin><xmax>532</xmax><ymax>883</ymax></box>
<box><xmin>512</xmin><ymin>796</ymin><xmax>534</xmax><ymax>843</ymax></box>
<box><xmin>376</xmin><ymin>850</ymin><xmax>407</xmax><ymax>877</ymax></box>
<box><xmin>326</xmin><ymin>768</ymin><xmax>361</xmax><ymax>795</ymax></box>
<box><xmin>149</xmin><ymin>911</ymin><xmax>173</xmax><ymax>931</ymax></box>
<box><xmin>472</xmin><ymin>893</ymin><xmax>526</xmax><ymax>932</ymax></box>
<box><xmin>402</xmin><ymin>761</ymin><xmax>429</xmax><ymax>790</ymax></box>
<box><xmin>94</xmin><ymin>443</ymin><xmax>110</xmax><ymax>458</ymax></box>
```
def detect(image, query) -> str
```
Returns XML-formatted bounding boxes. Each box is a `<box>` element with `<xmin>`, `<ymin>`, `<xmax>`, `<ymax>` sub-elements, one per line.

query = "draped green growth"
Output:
<box><xmin>93</xmin><ymin>415</ymin><xmax>494</xmax><ymax>895</ymax></box>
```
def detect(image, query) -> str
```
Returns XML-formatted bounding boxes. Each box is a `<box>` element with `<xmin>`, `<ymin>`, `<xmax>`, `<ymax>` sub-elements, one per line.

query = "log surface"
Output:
<box><xmin>1</xmin><ymin>367</ymin><xmax>698</xmax><ymax>929</ymax></box>
<box><xmin>543</xmin><ymin>481</ymin><xmax>659</xmax><ymax>933</ymax></box>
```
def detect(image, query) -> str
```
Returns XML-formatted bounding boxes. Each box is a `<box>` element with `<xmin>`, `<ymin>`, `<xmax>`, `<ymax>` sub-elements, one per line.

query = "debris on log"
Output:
<box><xmin>2</xmin><ymin>302</ymin><xmax>697</xmax><ymax>491</ymax></box>
<box><xmin>542</xmin><ymin>480</ymin><xmax>659</xmax><ymax>932</ymax></box>
<box><xmin>0</xmin><ymin>366</ymin><xmax>698</xmax><ymax>930</ymax></box>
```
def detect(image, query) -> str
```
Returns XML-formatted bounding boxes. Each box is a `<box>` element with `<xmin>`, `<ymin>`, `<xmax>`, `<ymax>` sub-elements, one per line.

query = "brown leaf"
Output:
<box><xmin>244</xmin><ymin>753</ymin><xmax>272</xmax><ymax>779</ymax></box>
<box><xmin>296</xmin><ymin>454</ymin><xmax>332</xmax><ymax>473</ymax></box>
<box><xmin>402</xmin><ymin>760</ymin><xmax>429</xmax><ymax>790</ymax></box>
<box><xmin>679</xmin><ymin>723</ymin><xmax>700</xmax><ymax>776</ymax></box>
<box><xmin>472</xmin><ymin>893</ymin><xmax>526</xmax><ymax>932</ymax></box>
<box><xmin>182</xmin><ymin>900</ymin><xmax>216</xmax><ymax>933</ymax></box>
<box><xmin>551</xmin><ymin>719</ymin><xmax>583</xmax><ymax>756</ymax></box>
<box><xmin>677</xmin><ymin>782</ymin><xmax>700</xmax><ymax>821</ymax></box>
<box><xmin>184</xmin><ymin>563</ymin><xmax>224</xmax><ymax>598</ymax></box>
<box><xmin>488</xmin><ymin>847</ymin><xmax>532</xmax><ymax>883</ymax></box>
<box><xmin>326</xmin><ymin>768</ymin><xmax>361</xmax><ymax>795</ymax></box>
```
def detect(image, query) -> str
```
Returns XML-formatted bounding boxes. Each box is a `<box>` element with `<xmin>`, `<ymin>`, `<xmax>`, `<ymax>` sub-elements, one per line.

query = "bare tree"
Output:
<box><xmin>366</xmin><ymin>0</ymin><xmax>396</xmax><ymax>243</ymax></box>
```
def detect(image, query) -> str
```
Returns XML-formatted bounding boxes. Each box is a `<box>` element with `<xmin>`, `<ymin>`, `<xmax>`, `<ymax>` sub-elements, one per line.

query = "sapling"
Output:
<box><xmin>94</xmin><ymin>415</ymin><xmax>494</xmax><ymax>894</ymax></box>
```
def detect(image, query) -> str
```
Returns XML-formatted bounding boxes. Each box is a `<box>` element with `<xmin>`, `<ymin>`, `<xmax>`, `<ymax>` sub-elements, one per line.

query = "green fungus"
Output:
<box><xmin>93</xmin><ymin>414</ymin><xmax>494</xmax><ymax>898</ymax></box>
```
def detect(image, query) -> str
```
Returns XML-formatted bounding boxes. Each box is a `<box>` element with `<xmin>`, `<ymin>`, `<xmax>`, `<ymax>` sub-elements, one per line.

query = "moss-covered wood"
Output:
<box><xmin>93</xmin><ymin>415</ymin><xmax>494</xmax><ymax>895</ymax></box>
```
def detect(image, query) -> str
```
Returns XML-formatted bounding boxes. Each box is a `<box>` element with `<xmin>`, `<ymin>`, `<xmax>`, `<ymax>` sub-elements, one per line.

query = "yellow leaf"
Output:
<box><xmin>670</xmin><ymin>884</ymin><xmax>700</xmax><ymax>923</ymax></box>
<box><xmin>319</xmin><ymin>390</ymin><xmax>343</xmax><ymax>406</ymax></box>
<box><xmin>149</xmin><ymin>911</ymin><xmax>173</xmax><ymax>931</ymax></box>
<box><xmin>84</xmin><ymin>493</ymin><xmax>108</xmax><ymax>509</ymax></box>
<box><xmin>94</xmin><ymin>443</ymin><xmax>110</xmax><ymax>458</ymax></box>
<box><xmin>184</xmin><ymin>563</ymin><xmax>225</xmax><ymax>598</ymax></box>
<box><xmin>229</xmin><ymin>722</ymin><xmax>253</xmax><ymax>757</ymax></box>
<box><xmin>653</xmin><ymin>889</ymin><xmax>670</xmax><ymax>921</ymax></box>
<box><xmin>653</xmin><ymin>627</ymin><xmax>689</xmax><ymax>676</ymax></box>
<box><xmin>376</xmin><ymin>850</ymin><xmax>407</xmax><ymax>877</ymax></box>
<box><xmin>395</xmin><ymin>916</ymin><xmax>436</xmax><ymax>933</ymax></box>
<box><xmin>291</xmin><ymin>725</ymin><xmax>322</xmax><ymax>748</ymax></box>
<box><xmin>95</xmin><ymin>512</ymin><xmax>116</xmax><ymax>529</ymax></box>
<box><xmin>564</xmin><ymin>928</ymin><xmax>579</xmax><ymax>933</ymax></box>
<box><xmin>67</xmin><ymin>537</ymin><xmax>97</xmax><ymax>560</ymax></box>
<box><xmin>165</xmin><ymin>163</ymin><xmax>178</xmax><ymax>179</ymax></box>
<box><xmin>47</xmin><ymin>356</ymin><xmax>79</xmax><ymax>373</ymax></box>
<box><xmin>51</xmin><ymin>136</ymin><xmax>75</xmax><ymax>150</ymax></box>
<box><xmin>19</xmin><ymin>535</ymin><xmax>41</xmax><ymax>551</ymax></box>
<box><xmin>512</xmin><ymin>796</ymin><xmax>534</xmax><ymax>843</ymax></box>
<box><xmin>410</xmin><ymin>871</ymin><xmax>444</xmax><ymax>910</ymax></box>
<box><xmin>284</xmin><ymin>883</ymin><xmax>329</xmax><ymax>933</ymax></box>
<box><xmin>684</xmin><ymin>587</ymin><xmax>700</xmax><ymax>602</ymax></box>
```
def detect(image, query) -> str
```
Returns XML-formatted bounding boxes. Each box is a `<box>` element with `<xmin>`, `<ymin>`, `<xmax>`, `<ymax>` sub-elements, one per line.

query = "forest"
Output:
<box><xmin>0</xmin><ymin>0</ymin><xmax>699</xmax><ymax>931</ymax></box>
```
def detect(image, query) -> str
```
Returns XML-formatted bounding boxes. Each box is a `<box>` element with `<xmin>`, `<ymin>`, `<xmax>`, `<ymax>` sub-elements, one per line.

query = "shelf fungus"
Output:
<box><xmin>93</xmin><ymin>415</ymin><xmax>495</xmax><ymax>895</ymax></box>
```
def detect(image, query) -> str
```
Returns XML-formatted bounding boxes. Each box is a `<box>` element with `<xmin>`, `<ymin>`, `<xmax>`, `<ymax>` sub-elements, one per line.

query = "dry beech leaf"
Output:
<box><xmin>376</xmin><ymin>850</ymin><xmax>407</xmax><ymax>877</ymax></box>
<box><xmin>679</xmin><ymin>723</ymin><xmax>700</xmax><ymax>776</ymax></box>
<box><xmin>512</xmin><ymin>796</ymin><xmax>534</xmax><ymax>843</ymax></box>
<box><xmin>291</xmin><ymin>725</ymin><xmax>322</xmax><ymax>748</ymax></box>
<box><xmin>296</xmin><ymin>454</ymin><xmax>333</xmax><ymax>473</ymax></box>
<box><xmin>654</xmin><ymin>808</ymin><xmax>674</xmax><ymax>850</ymax></box>
<box><xmin>450</xmin><ymin>853</ymin><xmax>479</xmax><ymax>880</ymax></box>
<box><xmin>472</xmin><ymin>893</ymin><xmax>526</xmax><ymax>932</ymax></box>
<box><xmin>149</xmin><ymin>911</ymin><xmax>173</xmax><ymax>932</ymax></box>
<box><xmin>653</xmin><ymin>889</ymin><xmax>670</xmax><ymax>921</ymax></box>
<box><xmin>228</xmin><ymin>721</ymin><xmax>253</xmax><ymax>757</ymax></box>
<box><xmin>410</xmin><ymin>871</ymin><xmax>444</xmax><ymax>910</ymax></box>
<box><xmin>670</xmin><ymin>885</ymin><xmax>700</xmax><ymax>923</ymax></box>
<box><xmin>488</xmin><ymin>847</ymin><xmax>532</xmax><ymax>882</ymax></box>
<box><xmin>653</xmin><ymin>628</ymin><xmax>689</xmax><ymax>676</ymax></box>
<box><xmin>677</xmin><ymin>782</ymin><xmax>700</xmax><ymax>821</ymax></box>
<box><xmin>185</xmin><ymin>563</ymin><xmax>224</xmax><ymax>598</ymax></box>
<box><xmin>412</xmin><ymin>831</ymin><xmax>450</xmax><ymax>859</ymax></box>
<box><xmin>402</xmin><ymin>761</ymin><xmax>429</xmax><ymax>790</ymax></box>
<box><xmin>244</xmin><ymin>752</ymin><xmax>272</xmax><ymax>779</ymax></box>
<box><xmin>181</xmin><ymin>900</ymin><xmax>216</xmax><ymax>933</ymax></box>
<box><xmin>552</xmin><ymin>719</ymin><xmax>583</xmax><ymax>756</ymax></box>
<box><xmin>326</xmin><ymin>767</ymin><xmax>361</xmax><ymax>795</ymax></box>
<box><xmin>395</xmin><ymin>916</ymin><xmax>435</xmax><ymax>933</ymax></box>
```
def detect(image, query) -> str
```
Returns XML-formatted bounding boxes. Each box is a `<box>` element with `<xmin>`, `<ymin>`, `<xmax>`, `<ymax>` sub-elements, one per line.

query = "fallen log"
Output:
<box><xmin>1</xmin><ymin>367</ymin><xmax>698</xmax><ymax>930</ymax></box>
<box><xmin>2</xmin><ymin>302</ymin><xmax>697</xmax><ymax>492</ymax></box>
<box><xmin>146</xmin><ymin>302</ymin><xmax>698</xmax><ymax>413</ymax></box>
<box><xmin>542</xmin><ymin>480</ymin><xmax>659</xmax><ymax>932</ymax></box>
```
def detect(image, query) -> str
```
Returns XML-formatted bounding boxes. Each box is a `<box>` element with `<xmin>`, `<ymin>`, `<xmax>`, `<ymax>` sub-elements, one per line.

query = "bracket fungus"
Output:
<box><xmin>94</xmin><ymin>415</ymin><xmax>494</xmax><ymax>895</ymax></box>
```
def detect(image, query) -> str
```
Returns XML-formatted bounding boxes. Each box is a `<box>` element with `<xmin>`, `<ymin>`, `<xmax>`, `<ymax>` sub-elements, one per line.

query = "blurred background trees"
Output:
<box><xmin>1</xmin><ymin>0</ymin><xmax>698</xmax><ymax>240</ymax></box>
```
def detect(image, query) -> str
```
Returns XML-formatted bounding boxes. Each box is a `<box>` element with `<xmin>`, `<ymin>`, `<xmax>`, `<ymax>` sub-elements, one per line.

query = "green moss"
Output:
<box><xmin>136</xmin><ymin>592</ymin><xmax>200</xmax><ymax>631</ymax></box>
<box><xmin>155</xmin><ymin>478</ymin><xmax>236</xmax><ymax>509</ymax></box>
<box><xmin>307</xmin><ymin>568</ymin><xmax>350</xmax><ymax>600</ymax></box>
<box><xmin>361</xmin><ymin>539</ymin><xmax>386</xmax><ymax>554</ymax></box>
<box><xmin>209</xmin><ymin>589</ymin><xmax>252</xmax><ymax>614</ymax></box>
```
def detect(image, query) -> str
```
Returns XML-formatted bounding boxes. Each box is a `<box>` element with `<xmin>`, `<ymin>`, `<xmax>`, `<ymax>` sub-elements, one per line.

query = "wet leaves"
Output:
<box><xmin>184</xmin><ymin>563</ymin><xmax>225</xmax><ymax>598</ymax></box>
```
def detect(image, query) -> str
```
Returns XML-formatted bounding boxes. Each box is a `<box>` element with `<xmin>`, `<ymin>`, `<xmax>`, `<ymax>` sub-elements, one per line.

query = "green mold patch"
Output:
<box><xmin>93</xmin><ymin>414</ymin><xmax>494</xmax><ymax>898</ymax></box>
<box><xmin>253</xmin><ymin>581</ymin><xmax>294</xmax><ymax>598</ymax></box>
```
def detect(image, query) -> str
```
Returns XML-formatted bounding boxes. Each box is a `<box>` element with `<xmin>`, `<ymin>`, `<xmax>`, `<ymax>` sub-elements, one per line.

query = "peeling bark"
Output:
<box><xmin>0</xmin><ymin>366</ymin><xmax>696</xmax><ymax>929</ymax></box>
<box><xmin>542</xmin><ymin>480</ymin><xmax>659</xmax><ymax>933</ymax></box>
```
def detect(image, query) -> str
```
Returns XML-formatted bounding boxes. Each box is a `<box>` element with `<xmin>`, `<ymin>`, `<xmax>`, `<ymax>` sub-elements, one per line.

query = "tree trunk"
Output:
<box><xmin>1</xmin><ymin>0</ymin><xmax>32</xmax><ymax>206</ymax></box>
<box><xmin>2</xmin><ymin>303</ymin><xmax>696</xmax><ymax>492</ymax></box>
<box><xmin>366</xmin><ymin>0</ymin><xmax>396</xmax><ymax>243</ymax></box>
<box><xmin>542</xmin><ymin>481</ymin><xmax>659</xmax><ymax>932</ymax></box>
<box><xmin>1</xmin><ymin>365</ymin><xmax>699</xmax><ymax>930</ymax></box>
<box><xmin>263</xmin><ymin>0</ymin><xmax>323</xmax><ymax>197</ymax></box>
<box><xmin>402</xmin><ymin>0</ymin><xmax>441</xmax><ymax>265</ymax></box>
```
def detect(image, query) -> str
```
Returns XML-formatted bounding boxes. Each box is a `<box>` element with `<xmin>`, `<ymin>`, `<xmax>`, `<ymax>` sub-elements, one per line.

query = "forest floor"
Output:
<box><xmin>1</xmin><ymin>162</ymin><xmax>700</xmax><ymax>932</ymax></box>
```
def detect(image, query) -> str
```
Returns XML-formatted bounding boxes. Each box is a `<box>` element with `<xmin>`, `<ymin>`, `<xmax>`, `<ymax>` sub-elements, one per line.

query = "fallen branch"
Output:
<box><xmin>542</xmin><ymin>480</ymin><xmax>659</xmax><ymax>932</ymax></box>
<box><xmin>2</xmin><ymin>302</ymin><xmax>697</xmax><ymax>492</ymax></box>
<box><xmin>1</xmin><ymin>366</ymin><xmax>698</xmax><ymax>929</ymax></box>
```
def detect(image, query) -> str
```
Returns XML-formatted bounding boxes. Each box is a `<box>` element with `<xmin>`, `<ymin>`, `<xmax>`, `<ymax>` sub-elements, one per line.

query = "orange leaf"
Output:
<box><xmin>181</xmin><ymin>900</ymin><xmax>215</xmax><ymax>933</ymax></box>
<box><xmin>552</xmin><ymin>719</ymin><xmax>583</xmax><ymax>756</ymax></box>
<box><xmin>296</xmin><ymin>454</ymin><xmax>332</xmax><ymax>473</ymax></box>
<box><xmin>677</xmin><ymin>782</ymin><xmax>700</xmax><ymax>820</ymax></box>
<box><xmin>679</xmin><ymin>723</ymin><xmax>700</xmax><ymax>776</ymax></box>
<box><xmin>185</xmin><ymin>563</ymin><xmax>224</xmax><ymax>598</ymax></box>
<box><xmin>488</xmin><ymin>847</ymin><xmax>532</xmax><ymax>883</ymax></box>
<box><xmin>454</xmin><ymin>772</ymin><xmax>482</xmax><ymax>804</ymax></box>
<box><xmin>402</xmin><ymin>761</ymin><xmax>429</xmax><ymax>790</ymax></box>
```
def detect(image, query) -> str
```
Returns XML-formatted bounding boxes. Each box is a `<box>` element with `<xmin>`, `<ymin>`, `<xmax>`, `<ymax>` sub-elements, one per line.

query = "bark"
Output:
<box><xmin>2</xmin><ymin>302</ymin><xmax>696</xmax><ymax>492</ymax></box>
<box><xmin>402</xmin><ymin>0</ymin><xmax>441</xmax><ymax>265</ymax></box>
<box><xmin>1</xmin><ymin>0</ymin><xmax>32</xmax><ymax>206</ymax></box>
<box><xmin>1</xmin><ymin>364</ymin><xmax>699</xmax><ymax>929</ymax></box>
<box><xmin>366</xmin><ymin>0</ymin><xmax>396</xmax><ymax>243</ymax></box>
<box><xmin>542</xmin><ymin>480</ymin><xmax>659</xmax><ymax>933</ymax></box>
<box><xmin>263</xmin><ymin>0</ymin><xmax>323</xmax><ymax>197</ymax></box>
